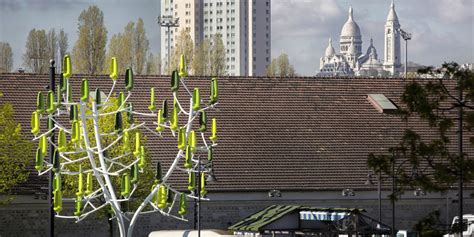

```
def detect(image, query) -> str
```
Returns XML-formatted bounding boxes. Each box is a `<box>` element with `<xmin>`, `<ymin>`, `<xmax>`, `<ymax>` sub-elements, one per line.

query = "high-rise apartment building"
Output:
<box><xmin>160</xmin><ymin>0</ymin><xmax>271</xmax><ymax>76</ymax></box>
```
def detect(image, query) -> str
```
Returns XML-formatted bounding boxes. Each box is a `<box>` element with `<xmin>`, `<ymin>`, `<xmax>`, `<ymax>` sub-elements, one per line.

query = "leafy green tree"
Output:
<box><xmin>72</xmin><ymin>5</ymin><xmax>107</xmax><ymax>74</ymax></box>
<box><xmin>23</xmin><ymin>29</ymin><xmax>48</xmax><ymax>73</ymax></box>
<box><xmin>107</xmin><ymin>28</ymin><xmax>132</xmax><ymax>73</ymax></box>
<box><xmin>414</xmin><ymin>210</ymin><xmax>443</xmax><ymax>237</ymax></box>
<box><xmin>209</xmin><ymin>33</ymin><xmax>226</xmax><ymax>76</ymax></box>
<box><xmin>133</xmin><ymin>18</ymin><xmax>149</xmax><ymax>75</ymax></box>
<box><xmin>0</xmin><ymin>42</ymin><xmax>13</xmax><ymax>73</ymax></box>
<box><xmin>368</xmin><ymin>62</ymin><xmax>474</xmax><ymax>193</ymax></box>
<box><xmin>0</xmin><ymin>98</ymin><xmax>32</xmax><ymax>203</ymax></box>
<box><xmin>170</xmin><ymin>29</ymin><xmax>194</xmax><ymax>74</ymax></box>
<box><xmin>266</xmin><ymin>53</ymin><xmax>296</xmax><ymax>77</ymax></box>
<box><xmin>106</xmin><ymin>18</ymin><xmax>149</xmax><ymax>74</ymax></box>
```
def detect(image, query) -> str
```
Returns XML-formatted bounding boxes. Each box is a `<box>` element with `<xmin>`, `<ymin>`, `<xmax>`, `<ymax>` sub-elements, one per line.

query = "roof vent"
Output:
<box><xmin>367</xmin><ymin>94</ymin><xmax>398</xmax><ymax>114</ymax></box>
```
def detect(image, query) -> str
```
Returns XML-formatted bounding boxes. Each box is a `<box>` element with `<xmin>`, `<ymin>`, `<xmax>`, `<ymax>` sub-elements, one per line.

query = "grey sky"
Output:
<box><xmin>1</xmin><ymin>0</ymin><xmax>473</xmax><ymax>76</ymax></box>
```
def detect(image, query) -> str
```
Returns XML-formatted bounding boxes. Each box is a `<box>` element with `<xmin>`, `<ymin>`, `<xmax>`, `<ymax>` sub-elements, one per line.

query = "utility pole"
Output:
<box><xmin>157</xmin><ymin>15</ymin><xmax>179</xmax><ymax>74</ymax></box>
<box><xmin>399</xmin><ymin>29</ymin><xmax>412</xmax><ymax>80</ymax></box>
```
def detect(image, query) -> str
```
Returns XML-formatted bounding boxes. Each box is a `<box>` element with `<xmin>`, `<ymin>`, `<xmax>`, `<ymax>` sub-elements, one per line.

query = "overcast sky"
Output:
<box><xmin>1</xmin><ymin>0</ymin><xmax>473</xmax><ymax>75</ymax></box>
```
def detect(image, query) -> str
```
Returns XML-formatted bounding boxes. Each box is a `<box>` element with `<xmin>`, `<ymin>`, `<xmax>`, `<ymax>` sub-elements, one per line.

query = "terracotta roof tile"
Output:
<box><xmin>0</xmin><ymin>73</ymin><xmax>471</xmax><ymax>194</ymax></box>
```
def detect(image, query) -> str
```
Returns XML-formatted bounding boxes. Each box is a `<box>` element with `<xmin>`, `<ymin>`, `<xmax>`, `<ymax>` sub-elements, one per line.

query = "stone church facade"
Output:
<box><xmin>319</xmin><ymin>2</ymin><xmax>403</xmax><ymax>77</ymax></box>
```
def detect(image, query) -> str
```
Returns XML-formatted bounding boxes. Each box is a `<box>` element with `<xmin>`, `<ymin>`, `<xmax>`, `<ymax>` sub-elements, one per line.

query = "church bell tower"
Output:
<box><xmin>383</xmin><ymin>1</ymin><xmax>402</xmax><ymax>75</ymax></box>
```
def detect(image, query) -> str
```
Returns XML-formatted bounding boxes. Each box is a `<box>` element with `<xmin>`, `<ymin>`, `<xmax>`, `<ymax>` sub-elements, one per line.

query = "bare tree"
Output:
<box><xmin>0</xmin><ymin>42</ymin><xmax>13</xmax><ymax>73</ymax></box>
<box><xmin>23</xmin><ymin>29</ymin><xmax>48</xmax><ymax>73</ymax></box>
<box><xmin>58</xmin><ymin>29</ymin><xmax>69</xmax><ymax>61</ymax></box>
<box><xmin>46</xmin><ymin>29</ymin><xmax>58</xmax><ymax>63</ymax></box>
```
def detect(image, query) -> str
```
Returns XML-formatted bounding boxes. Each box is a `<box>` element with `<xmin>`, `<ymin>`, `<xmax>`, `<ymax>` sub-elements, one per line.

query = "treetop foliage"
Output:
<box><xmin>368</xmin><ymin>62</ymin><xmax>474</xmax><ymax>193</ymax></box>
<box><xmin>0</xmin><ymin>101</ymin><xmax>32</xmax><ymax>203</ymax></box>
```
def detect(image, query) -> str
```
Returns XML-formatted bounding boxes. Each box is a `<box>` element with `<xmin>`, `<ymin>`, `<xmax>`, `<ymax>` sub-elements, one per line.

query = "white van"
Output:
<box><xmin>443</xmin><ymin>214</ymin><xmax>474</xmax><ymax>237</ymax></box>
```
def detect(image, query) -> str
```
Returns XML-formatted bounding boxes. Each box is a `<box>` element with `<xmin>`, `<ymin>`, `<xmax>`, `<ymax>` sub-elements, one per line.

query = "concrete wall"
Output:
<box><xmin>1</xmin><ymin>191</ymin><xmax>473</xmax><ymax>237</ymax></box>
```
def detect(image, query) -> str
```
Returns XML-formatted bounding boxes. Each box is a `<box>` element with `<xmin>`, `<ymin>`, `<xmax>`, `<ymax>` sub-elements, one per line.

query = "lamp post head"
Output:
<box><xmin>206</xmin><ymin>173</ymin><xmax>217</xmax><ymax>183</ymax></box>
<box><xmin>398</xmin><ymin>28</ymin><xmax>412</xmax><ymax>40</ymax></box>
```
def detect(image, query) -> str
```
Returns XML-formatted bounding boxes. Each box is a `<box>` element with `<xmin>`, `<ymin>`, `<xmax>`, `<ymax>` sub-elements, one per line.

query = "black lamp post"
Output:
<box><xmin>398</xmin><ymin>28</ymin><xmax>412</xmax><ymax>79</ymax></box>
<box><xmin>48</xmin><ymin>60</ymin><xmax>56</xmax><ymax>237</ymax></box>
<box><xmin>194</xmin><ymin>157</ymin><xmax>217</xmax><ymax>237</ymax></box>
<box><xmin>457</xmin><ymin>86</ymin><xmax>464</xmax><ymax>237</ymax></box>
<box><xmin>391</xmin><ymin>151</ymin><xmax>396</xmax><ymax>237</ymax></box>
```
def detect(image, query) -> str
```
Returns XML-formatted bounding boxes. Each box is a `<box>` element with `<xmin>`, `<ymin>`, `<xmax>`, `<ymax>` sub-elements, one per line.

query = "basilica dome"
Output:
<box><xmin>340</xmin><ymin>7</ymin><xmax>361</xmax><ymax>38</ymax></box>
<box><xmin>325</xmin><ymin>38</ymin><xmax>336</xmax><ymax>57</ymax></box>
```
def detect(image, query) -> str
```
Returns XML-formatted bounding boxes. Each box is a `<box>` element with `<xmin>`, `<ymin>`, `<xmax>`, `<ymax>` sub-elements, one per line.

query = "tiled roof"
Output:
<box><xmin>0</xmin><ymin>73</ymin><xmax>470</xmax><ymax>194</ymax></box>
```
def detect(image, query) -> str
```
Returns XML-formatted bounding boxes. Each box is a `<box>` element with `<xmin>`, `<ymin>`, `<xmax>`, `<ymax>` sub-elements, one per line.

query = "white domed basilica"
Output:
<box><xmin>318</xmin><ymin>2</ymin><xmax>402</xmax><ymax>77</ymax></box>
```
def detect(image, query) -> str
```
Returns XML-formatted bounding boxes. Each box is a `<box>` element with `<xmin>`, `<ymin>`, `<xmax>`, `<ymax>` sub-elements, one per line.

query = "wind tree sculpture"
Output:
<box><xmin>31</xmin><ymin>54</ymin><xmax>219</xmax><ymax>237</ymax></box>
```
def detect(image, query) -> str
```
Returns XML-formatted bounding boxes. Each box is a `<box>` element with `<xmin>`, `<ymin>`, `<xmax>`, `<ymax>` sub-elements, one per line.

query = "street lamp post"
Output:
<box><xmin>196</xmin><ymin>156</ymin><xmax>201</xmax><ymax>237</ymax></box>
<box><xmin>390</xmin><ymin>150</ymin><xmax>413</xmax><ymax>237</ymax></box>
<box><xmin>157</xmin><ymin>15</ymin><xmax>179</xmax><ymax>74</ymax></box>
<box><xmin>48</xmin><ymin>60</ymin><xmax>56</xmax><ymax>237</ymax></box>
<box><xmin>392</xmin><ymin>150</ymin><xmax>396</xmax><ymax>237</ymax></box>
<box><xmin>193</xmin><ymin>156</ymin><xmax>217</xmax><ymax>237</ymax></box>
<box><xmin>365</xmin><ymin>173</ymin><xmax>382</xmax><ymax>223</ymax></box>
<box><xmin>399</xmin><ymin>29</ymin><xmax>412</xmax><ymax>80</ymax></box>
<box><xmin>457</xmin><ymin>85</ymin><xmax>464</xmax><ymax>237</ymax></box>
